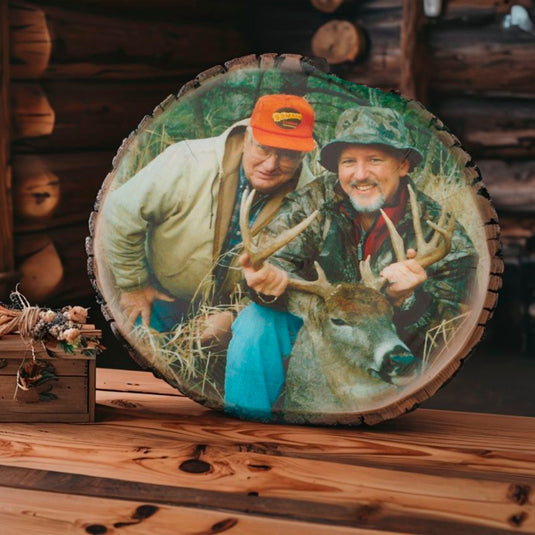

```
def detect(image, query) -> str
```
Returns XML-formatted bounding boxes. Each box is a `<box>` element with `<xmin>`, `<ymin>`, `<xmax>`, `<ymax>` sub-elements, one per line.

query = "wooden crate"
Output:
<box><xmin>0</xmin><ymin>332</ymin><xmax>98</xmax><ymax>423</ymax></box>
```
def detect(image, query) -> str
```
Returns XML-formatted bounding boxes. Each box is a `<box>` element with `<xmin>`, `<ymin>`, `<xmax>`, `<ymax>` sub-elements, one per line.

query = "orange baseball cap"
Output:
<box><xmin>250</xmin><ymin>94</ymin><xmax>315</xmax><ymax>152</ymax></box>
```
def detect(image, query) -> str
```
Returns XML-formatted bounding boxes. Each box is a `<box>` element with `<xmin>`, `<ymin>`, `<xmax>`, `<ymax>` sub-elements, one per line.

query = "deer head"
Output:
<box><xmin>239</xmin><ymin>186</ymin><xmax>454</xmax><ymax>414</ymax></box>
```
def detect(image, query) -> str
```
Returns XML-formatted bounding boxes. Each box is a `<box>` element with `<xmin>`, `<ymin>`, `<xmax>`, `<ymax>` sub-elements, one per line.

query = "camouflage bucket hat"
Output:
<box><xmin>319</xmin><ymin>107</ymin><xmax>423</xmax><ymax>172</ymax></box>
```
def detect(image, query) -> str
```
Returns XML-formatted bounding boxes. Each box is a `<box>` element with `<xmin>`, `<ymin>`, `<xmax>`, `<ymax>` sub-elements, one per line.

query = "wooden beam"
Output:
<box><xmin>253</xmin><ymin>2</ymin><xmax>535</xmax><ymax>97</ymax></box>
<box><xmin>9</xmin><ymin>1</ymin><xmax>248</xmax><ymax>81</ymax></box>
<box><xmin>342</xmin><ymin>22</ymin><xmax>535</xmax><ymax>96</ymax></box>
<box><xmin>432</xmin><ymin>95</ymin><xmax>535</xmax><ymax>159</ymax></box>
<box><xmin>10</xmin><ymin>83</ymin><xmax>54</xmax><ymax>140</ymax></box>
<box><xmin>29</xmin><ymin>0</ymin><xmax>246</xmax><ymax>20</ymax></box>
<box><xmin>14</xmin><ymin>223</ymin><xmax>92</xmax><ymax>305</ymax></box>
<box><xmin>479</xmin><ymin>160</ymin><xmax>535</xmax><ymax>212</ymax></box>
<box><xmin>0</xmin><ymin>403</ymin><xmax>534</xmax><ymax>533</ymax></box>
<box><xmin>10</xmin><ymin>80</ymin><xmax>184</xmax><ymax>152</ymax></box>
<box><xmin>13</xmin><ymin>151</ymin><xmax>114</xmax><ymax>231</ymax></box>
<box><xmin>0</xmin><ymin>486</ymin><xmax>387</xmax><ymax>535</ymax></box>
<box><xmin>0</xmin><ymin>0</ymin><xmax>16</xmax><ymax>300</ymax></box>
<box><xmin>400</xmin><ymin>0</ymin><xmax>428</xmax><ymax>103</ymax></box>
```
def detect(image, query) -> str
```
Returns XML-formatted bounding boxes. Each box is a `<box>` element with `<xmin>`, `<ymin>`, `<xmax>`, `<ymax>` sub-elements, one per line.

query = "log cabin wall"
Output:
<box><xmin>2</xmin><ymin>0</ymin><xmax>248</xmax><ymax>305</ymax></box>
<box><xmin>0</xmin><ymin>0</ymin><xmax>534</xmax><ymax>355</ymax></box>
<box><xmin>251</xmin><ymin>0</ymin><xmax>535</xmax><ymax>353</ymax></box>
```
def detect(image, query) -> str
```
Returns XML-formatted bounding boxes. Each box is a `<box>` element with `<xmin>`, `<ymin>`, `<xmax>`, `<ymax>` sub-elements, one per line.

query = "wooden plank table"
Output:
<box><xmin>0</xmin><ymin>368</ymin><xmax>534</xmax><ymax>534</ymax></box>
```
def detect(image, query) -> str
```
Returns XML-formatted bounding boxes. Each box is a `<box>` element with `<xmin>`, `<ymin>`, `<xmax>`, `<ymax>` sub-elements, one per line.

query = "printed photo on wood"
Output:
<box><xmin>89</xmin><ymin>55</ymin><xmax>500</xmax><ymax>426</ymax></box>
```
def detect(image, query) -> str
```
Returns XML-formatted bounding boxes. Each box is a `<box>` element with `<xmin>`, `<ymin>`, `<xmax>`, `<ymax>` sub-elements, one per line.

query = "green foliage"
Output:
<box><xmin>60</xmin><ymin>341</ymin><xmax>75</xmax><ymax>354</ymax></box>
<box><xmin>115</xmin><ymin>68</ymin><xmax>465</xmax><ymax>188</ymax></box>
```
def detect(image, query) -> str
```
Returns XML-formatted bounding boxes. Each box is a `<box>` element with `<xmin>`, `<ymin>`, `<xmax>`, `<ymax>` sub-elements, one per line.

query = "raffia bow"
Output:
<box><xmin>0</xmin><ymin>291</ymin><xmax>41</xmax><ymax>339</ymax></box>
<box><xmin>0</xmin><ymin>289</ymin><xmax>89</xmax><ymax>345</ymax></box>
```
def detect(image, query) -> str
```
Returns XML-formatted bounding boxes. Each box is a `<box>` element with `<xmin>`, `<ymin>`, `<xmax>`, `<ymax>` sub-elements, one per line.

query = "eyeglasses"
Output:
<box><xmin>249</xmin><ymin>138</ymin><xmax>304</xmax><ymax>167</ymax></box>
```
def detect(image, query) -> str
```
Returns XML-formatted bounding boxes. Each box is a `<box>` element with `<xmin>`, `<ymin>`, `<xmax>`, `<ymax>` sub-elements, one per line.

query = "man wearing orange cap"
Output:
<box><xmin>102</xmin><ymin>94</ymin><xmax>316</xmax><ymax>334</ymax></box>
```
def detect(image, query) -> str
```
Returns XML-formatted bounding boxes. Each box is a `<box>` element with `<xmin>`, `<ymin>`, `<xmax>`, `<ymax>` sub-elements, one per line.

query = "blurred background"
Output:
<box><xmin>0</xmin><ymin>0</ymin><xmax>533</xmax><ymax>415</ymax></box>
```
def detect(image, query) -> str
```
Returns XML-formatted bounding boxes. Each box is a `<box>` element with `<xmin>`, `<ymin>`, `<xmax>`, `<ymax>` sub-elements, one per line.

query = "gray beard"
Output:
<box><xmin>349</xmin><ymin>192</ymin><xmax>385</xmax><ymax>213</ymax></box>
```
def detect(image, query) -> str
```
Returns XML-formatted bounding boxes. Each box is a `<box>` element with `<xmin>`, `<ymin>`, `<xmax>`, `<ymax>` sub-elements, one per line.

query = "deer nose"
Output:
<box><xmin>379</xmin><ymin>347</ymin><xmax>418</xmax><ymax>380</ymax></box>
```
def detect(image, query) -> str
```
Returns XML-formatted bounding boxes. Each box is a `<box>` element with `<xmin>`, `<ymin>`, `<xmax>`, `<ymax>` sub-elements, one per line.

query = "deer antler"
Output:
<box><xmin>240</xmin><ymin>189</ymin><xmax>319</xmax><ymax>269</ymax></box>
<box><xmin>407</xmin><ymin>185</ymin><xmax>455</xmax><ymax>268</ymax></box>
<box><xmin>359</xmin><ymin>256</ymin><xmax>387</xmax><ymax>292</ymax></box>
<box><xmin>240</xmin><ymin>189</ymin><xmax>334</xmax><ymax>300</ymax></box>
<box><xmin>360</xmin><ymin>184</ymin><xmax>455</xmax><ymax>289</ymax></box>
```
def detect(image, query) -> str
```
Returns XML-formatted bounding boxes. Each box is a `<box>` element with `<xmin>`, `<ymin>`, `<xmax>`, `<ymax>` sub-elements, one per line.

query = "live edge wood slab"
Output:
<box><xmin>0</xmin><ymin>369</ymin><xmax>533</xmax><ymax>534</ymax></box>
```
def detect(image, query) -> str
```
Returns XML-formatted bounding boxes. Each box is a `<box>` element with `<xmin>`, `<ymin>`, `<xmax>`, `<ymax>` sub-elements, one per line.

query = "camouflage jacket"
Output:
<box><xmin>257</xmin><ymin>174</ymin><xmax>478</xmax><ymax>357</ymax></box>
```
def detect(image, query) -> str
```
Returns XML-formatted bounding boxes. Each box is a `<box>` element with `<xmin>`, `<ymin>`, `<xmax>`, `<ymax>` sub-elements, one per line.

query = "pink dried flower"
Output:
<box><xmin>60</xmin><ymin>328</ymin><xmax>81</xmax><ymax>344</ymax></box>
<box><xmin>64</xmin><ymin>306</ymin><xmax>88</xmax><ymax>324</ymax></box>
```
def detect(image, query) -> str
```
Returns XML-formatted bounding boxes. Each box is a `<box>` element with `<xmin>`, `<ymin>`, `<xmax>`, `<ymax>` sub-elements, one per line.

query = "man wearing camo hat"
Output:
<box><xmin>225</xmin><ymin>106</ymin><xmax>477</xmax><ymax>421</ymax></box>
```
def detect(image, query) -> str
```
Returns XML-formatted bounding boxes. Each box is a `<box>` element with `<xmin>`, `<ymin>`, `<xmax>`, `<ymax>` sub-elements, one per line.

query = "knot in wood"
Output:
<box><xmin>179</xmin><ymin>458</ymin><xmax>213</xmax><ymax>474</ymax></box>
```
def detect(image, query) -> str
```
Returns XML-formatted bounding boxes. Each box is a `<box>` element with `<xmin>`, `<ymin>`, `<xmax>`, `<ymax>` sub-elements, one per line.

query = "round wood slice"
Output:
<box><xmin>311</xmin><ymin>20</ymin><xmax>365</xmax><ymax>64</ymax></box>
<box><xmin>87</xmin><ymin>54</ymin><xmax>502</xmax><ymax>426</ymax></box>
<box><xmin>310</xmin><ymin>0</ymin><xmax>345</xmax><ymax>14</ymax></box>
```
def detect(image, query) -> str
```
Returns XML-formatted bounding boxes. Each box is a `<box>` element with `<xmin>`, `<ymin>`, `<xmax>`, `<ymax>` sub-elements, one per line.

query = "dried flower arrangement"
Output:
<box><xmin>0</xmin><ymin>290</ymin><xmax>102</xmax><ymax>356</ymax></box>
<box><xmin>0</xmin><ymin>289</ymin><xmax>103</xmax><ymax>403</ymax></box>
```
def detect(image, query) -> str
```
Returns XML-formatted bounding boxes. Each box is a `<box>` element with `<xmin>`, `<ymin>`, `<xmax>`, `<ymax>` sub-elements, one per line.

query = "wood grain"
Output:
<box><xmin>432</xmin><ymin>95</ymin><xmax>535</xmax><ymax>159</ymax></box>
<box><xmin>0</xmin><ymin>486</ymin><xmax>395</xmax><ymax>535</ymax></box>
<box><xmin>0</xmin><ymin>376</ymin><xmax>88</xmax><ymax>415</ymax></box>
<box><xmin>91</xmin><ymin>391</ymin><xmax>535</xmax><ymax>478</ymax></box>
<box><xmin>0</xmin><ymin>369</ymin><xmax>533</xmax><ymax>533</ymax></box>
<box><xmin>92</xmin><ymin>370</ymin><xmax>535</xmax><ymax>477</ymax></box>
<box><xmin>311</xmin><ymin>20</ymin><xmax>363</xmax><ymax>64</ymax></box>
<box><xmin>0</xmin><ymin>0</ymin><xmax>15</xmax><ymax>300</ymax></box>
<box><xmin>400</xmin><ymin>0</ymin><xmax>428</xmax><ymax>103</ymax></box>
<box><xmin>13</xmin><ymin>152</ymin><xmax>114</xmax><ymax>231</ymax></box>
<box><xmin>9</xmin><ymin>1</ymin><xmax>248</xmax><ymax>81</ymax></box>
<box><xmin>343</xmin><ymin>23</ymin><xmax>535</xmax><ymax>97</ymax></box>
<box><xmin>10</xmin><ymin>83</ymin><xmax>54</xmax><ymax>139</ymax></box>
<box><xmin>11</xmin><ymin>80</ymin><xmax>182</xmax><ymax>151</ymax></box>
<box><xmin>97</xmin><ymin>368</ymin><xmax>180</xmax><ymax>396</ymax></box>
<box><xmin>0</xmin><ymin>355</ymin><xmax>88</xmax><ymax>376</ymax></box>
<box><xmin>253</xmin><ymin>1</ymin><xmax>535</xmax><ymax>97</ymax></box>
<box><xmin>15</xmin><ymin>223</ymin><xmax>92</xmax><ymax>304</ymax></box>
<box><xmin>0</xmin><ymin>449</ymin><xmax>532</xmax><ymax>534</ymax></box>
<box><xmin>0</xmin><ymin>415</ymin><xmax>532</xmax><ymax>531</ymax></box>
<box><xmin>479</xmin><ymin>160</ymin><xmax>535</xmax><ymax>212</ymax></box>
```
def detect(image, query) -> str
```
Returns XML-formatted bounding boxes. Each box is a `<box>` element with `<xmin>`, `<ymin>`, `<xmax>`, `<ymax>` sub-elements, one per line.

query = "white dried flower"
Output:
<box><xmin>40</xmin><ymin>309</ymin><xmax>57</xmax><ymax>323</ymax></box>
<box><xmin>48</xmin><ymin>325</ymin><xmax>61</xmax><ymax>338</ymax></box>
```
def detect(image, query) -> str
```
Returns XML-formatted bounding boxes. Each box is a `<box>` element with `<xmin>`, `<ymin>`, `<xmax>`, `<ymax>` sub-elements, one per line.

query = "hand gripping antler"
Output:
<box><xmin>240</xmin><ymin>189</ymin><xmax>334</xmax><ymax>300</ymax></box>
<box><xmin>360</xmin><ymin>184</ymin><xmax>455</xmax><ymax>290</ymax></box>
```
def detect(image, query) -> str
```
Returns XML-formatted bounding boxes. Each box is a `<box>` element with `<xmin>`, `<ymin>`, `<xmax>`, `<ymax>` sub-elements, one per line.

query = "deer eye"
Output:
<box><xmin>330</xmin><ymin>317</ymin><xmax>349</xmax><ymax>326</ymax></box>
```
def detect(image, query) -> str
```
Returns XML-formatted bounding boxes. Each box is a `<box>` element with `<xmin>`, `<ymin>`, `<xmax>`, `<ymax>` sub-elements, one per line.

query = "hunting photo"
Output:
<box><xmin>92</xmin><ymin>63</ymin><xmax>490</xmax><ymax>425</ymax></box>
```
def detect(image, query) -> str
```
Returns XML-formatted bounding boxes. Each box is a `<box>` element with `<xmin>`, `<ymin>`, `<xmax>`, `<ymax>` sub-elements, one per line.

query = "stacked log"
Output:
<box><xmin>11</xmin><ymin>81</ymin><xmax>178</xmax><ymax>151</ymax></box>
<box><xmin>432</xmin><ymin>95</ymin><xmax>535</xmax><ymax>160</ymax></box>
<box><xmin>253</xmin><ymin>1</ymin><xmax>535</xmax><ymax>96</ymax></box>
<box><xmin>9</xmin><ymin>2</ymin><xmax>247</xmax><ymax>80</ymax></box>
<box><xmin>13</xmin><ymin>152</ymin><xmax>114</xmax><ymax>230</ymax></box>
<box><xmin>3</xmin><ymin>0</ymin><xmax>248</xmax><ymax>304</ymax></box>
<box><xmin>400</xmin><ymin>0</ymin><xmax>428</xmax><ymax>102</ymax></box>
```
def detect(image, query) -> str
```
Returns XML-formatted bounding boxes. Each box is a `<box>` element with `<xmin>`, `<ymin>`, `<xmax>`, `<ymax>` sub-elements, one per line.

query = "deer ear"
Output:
<box><xmin>288</xmin><ymin>293</ymin><xmax>324</xmax><ymax>325</ymax></box>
